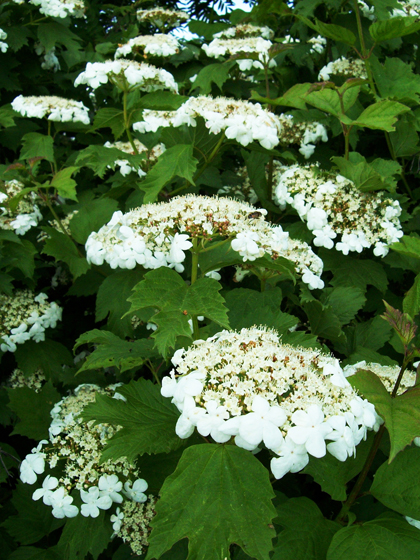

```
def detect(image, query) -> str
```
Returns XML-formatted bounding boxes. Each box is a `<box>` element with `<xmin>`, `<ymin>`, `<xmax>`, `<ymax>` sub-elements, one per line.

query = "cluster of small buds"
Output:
<box><xmin>20</xmin><ymin>384</ymin><xmax>151</xmax><ymax>529</ymax></box>
<box><xmin>8</xmin><ymin>368</ymin><xmax>46</xmax><ymax>392</ymax></box>
<box><xmin>161</xmin><ymin>326</ymin><xmax>383</xmax><ymax>480</ymax></box>
<box><xmin>37</xmin><ymin>210</ymin><xmax>78</xmax><ymax>243</ymax></box>
<box><xmin>307</xmin><ymin>35</ymin><xmax>327</xmax><ymax>54</ymax></box>
<box><xmin>278</xmin><ymin>114</ymin><xmax>328</xmax><ymax>158</ymax></box>
<box><xmin>136</xmin><ymin>8</ymin><xmax>189</xmax><ymax>30</ymax></box>
<box><xmin>318</xmin><ymin>57</ymin><xmax>367</xmax><ymax>81</ymax></box>
<box><xmin>273</xmin><ymin>163</ymin><xmax>403</xmax><ymax>257</ymax></box>
<box><xmin>0</xmin><ymin>291</ymin><xmax>62</xmax><ymax>353</ymax></box>
<box><xmin>343</xmin><ymin>361</ymin><xmax>417</xmax><ymax>395</ymax></box>
<box><xmin>217</xmin><ymin>167</ymin><xmax>258</xmax><ymax>205</ymax></box>
<box><xmin>11</xmin><ymin>95</ymin><xmax>90</xmax><ymax>124</ymax></box>
<box><xmin>115</xmin><ymin>35</ymin><xmax>180</xmax><ymax>59</ymax></box>
<box><xmin>113</xmin><ymin>498</ymin><xmax>157</xmax><ymax>556</ymax></box>
<box><xmin>74</xmin><ymin>60</ymin><xmax>178</xmax><ymax>93</ymax></box>
<box><xmin>0</xmin><ymin>180</ymin><xmax>42</xmax><ymax>235</ymax></box>
<box><xmin>85</xmin><ymin>194</ymin><xmax>324</xmax><ymax>288</ymax></box>
<box><xmin>0</xmin><ymin>28</ymin><xmax>8</xmax><ymax>53</ymax></box>
<box><xmin>202</xmin><ymin>36</ymin><xmax>276</xmax><ymax>71</ymax></box>
<box><xmin>103</xmin><ymin>140</ymin><xmax>166</xmax><ymax>177</ymax></box>
<box><xmin>214</xmin><ymin>24</ymin><xmax>274</xmax><ymax>40</ymax></box>
<box><xmin>35</xmin><ymin>44</ymin><xmax>61</xmax><ymax>72</ymax></box>
<box><xmin>133</xmin><ymin>96</ymin><xmax>283</xmax><ymax>150</ymax></box>
<box><xmin>14</xmin><ymin>0</ymin><xmax>85</xmax><ymax>18</ymax></box>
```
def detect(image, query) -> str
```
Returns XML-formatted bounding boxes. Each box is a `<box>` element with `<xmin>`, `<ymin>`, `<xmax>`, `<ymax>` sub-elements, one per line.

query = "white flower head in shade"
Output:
<box><xmin>132</xmin><ymin>95</ymin><xmax>282</xmax><ymax>150</ymax></box>
<box><xmin>307</xmin><ymin>35</ymin><xmax>327</xmax><ymax>54</ymax></box>
<box><xmin>74</xmin><ymin>60</ymin><xmax>178</xmax><ymax>93</ymax></box>
<box><xmin>344</xmin><ymin>361</ymin><xmax>417</xmax><ymax>396</ymax></box>
<box><xmin>15</xmin><ymin>0</ymin><xmax>85</xmax><ymax>18</ymax></box>
<box><xmin>202</xmin><ymin>36</ymin><xmax>276</xmax><ymax>70</ymax></box>
<box><xmin>0</xmin><ymin>180</ymin><xmax>42</xmax><ymax>235</ymax></box>
<box><xmin>103</xmin><ymin>140</ymin><xmax>165</xmax><ymax>177</ymax></box>
<box><xmin>136</xmin><ymin>7</ymin><xmax>188</xmax><ymax>30</ymax></box>
<box><xmin>278</xmin><ymin>114</ymin><xmax>328</xmax><ymax>158</ymax></box>
<box><xmin>85</xmin><ymin>194</ymin><xmax>323</xmax><ymax>288</ymax></box>
<box><xmin>115</xmin><ymin>35</ymin><xmax>180</xmax><ymax>59</ymax></box>
<box><xmin>217</xmin><ymin>166</ymin><xmax>258</xmax><ymax>205</ymax></box>
<box><xmin>1</xmin><ymin>291</ymin><xmax>62</xmax><ymax>353</ymax></box>
<box><xmin>318</xmin><ymin>57</ymin><xmax>368</xmax><ymax>81</ymax></box>
<box><xmin>11</xmin><ymin>95</ymin><xmax>90</xmax><ymax>124</ymax></box>
<box><xmin>160</xmin><ymin>326</ymin><xmax>379</xmax><ymax>479</ymax></box>
<box><xmin>273</xmin><ymin>163</ymin><xmax>403</xmax><ymax>256</ymax></box>
<box><xmin>113</xmin><ymin>498</ymin><xmax>157</xmax><ymax>556</ymax></box>
<box><xmin>213</xmin><ymin>24</ymin><xmax>274</xmax><ymax>40</ymax></box>
<box><xmin>0</xmin><ymin>28</ymin><xmax>8</xmax><ymax>52</ymax></box>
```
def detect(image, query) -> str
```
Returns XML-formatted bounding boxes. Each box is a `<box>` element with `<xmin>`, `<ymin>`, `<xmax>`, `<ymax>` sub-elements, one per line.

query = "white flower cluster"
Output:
<box><xmin>20</xmin><ymin>384</ymin><xmax>151</xmax><ymax>528</ymax></box>
<box><xmin>136</xmin><ymin>8</ymin><xmax>189</xmax><ymax>30</ymax></box>
<box><xmin>0</xmin><ymin>180</ymin><xmax>42</xmax><ymax>235</ymax></box>
<box><xmin>133</xmin><ymin>96</ymin><xmax>283</xmax><ymax>150</ymax></box>
<box><xmin>0</xmin><ymin>291</ymin><xmax>62</xmax><ymax>353</ymax></box>
<box><xmin>213</xmin><ymin>24</ymin><xmax>274</xmax><ymax>40</ymax></box>
<box><xmin>17</xmin><ymin>0</ymin><xmax>85</xmax><ymax>18</ymax></box>
<box><xmin>202</xmin><ymin>37</ymin><xmax>276</xmax><ymax>71</ymax></box>
<box><xmin>318</xmin><ymin>57</ymin><xmax>367</xmax><ymax>81</ymax></box>
<box><xmin>8</xmin><ymin>368</ymin><xmax>46</xmax><ymax>392</ymax></box>
<box><xmin>113</xmin><ymin>498</ymin><xmax>157</xmax><ymax>556</ymax></box>
<box><xmin>0</xmin><ymin>28</ymin><xmax>8</xmax><ymax>53</ymax></box>
<box><xmin>11</xmin><ymin>95</ymin><xmax>90</xmax><ymax>124</ymax></box>
<box><xmin>35</xmin><ymin>44</ymin><xmax>61</xmax><ymax>72</ymax></box>
<box><xmin>308</xmin><ymin>35</ymin><xmax>327</xmax><ymax>54</ymax></box>
<box><xmin>278</xmin><ymin>114</ymin><xmax>328</xmax><ymax>158</ymax></box>
<box><xmin>344</xmin><ymin>361</ymin><xmax>416</xmax><ymax>395</ymax></box>
<box><xmin>115</xmin><ymin>35</ymin><xmax>180</xmax><ymax>59</ymax></box>
<box><xmin>274</xmin><ymin>164</ymin><xmax>403</xmax><ymax>257</ymax></box>
<box><xmin>74</xmin><ymin>59</ymin><xmax>178</xmax><ymax>93</ymax></box>
<box><xmin>161</xmin><ymin>326</ymin><xmax>382</xmax><ymax>480</ymax></box>
<box><xmin>85</xmin><ymin>194</ymin><xmax>323</xmax><ymax>288</ymax></box>
<box><xmin>358</xmin><ymin>1</ymin><xmax>376</xmax><ymax>20</ymax></box>
<box><xmin>104</xmin><ymin>140</ymin><xmax>166</xmax><ymax>177</ymax></box>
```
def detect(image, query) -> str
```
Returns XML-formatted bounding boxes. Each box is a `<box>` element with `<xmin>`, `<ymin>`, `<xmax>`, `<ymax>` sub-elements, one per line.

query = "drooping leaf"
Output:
<box><xmin>147</xmin><ymin>444</ymin><xmax>276</xmax><ymax>560</ymax></box>
<box><xmin>74</xmin><ymin>330</ymin><xmax>156</xmax><ymax>374</ymax></box>
<box><xmin>369</xmin><ymin>16</ymin><xmax>420</xmax><ymax>42</ymax></box>
<box><xmin>349</xmin><ymin>369</ymin><xmax>420</xmax><ymax>460</ymax></box>
<box><xmin>56</xmin><ymin>511</ymin><xmax>112</xmax><ymax>560</ymax></box>
<box><xmin>82</xmin><ymin>379</ymin><xmax>184</xmax><ymax>462</ymax></box>
<box><xmin>50</xmin><ymin>167</ymin><xmax>78</xmax><ymax>201</ymax></box>
<box><xmin>7</xmin><ymin>382</ymin><xmax>61</xmax><ymax>440</ymax></box>
<box><xmin>41</xmin><ymin>227</ymin><xmax>90</xmax><ymax>279</ymax></box>
<box><xmin>190</xmin><ymin>61</ymin><xmax>236</xmax><ymax>94</ymax></box>
<box><xmin>273</xmin><ymin>497</ymin><xmax>340</xmax><ymax>559</ymax></box>
<box><xmin>297</xmin><ymin>15</ymin><xmax>356</xmax><ymax>45</ymax></box>
<box><xmin>139</xmin><ymin>144</ymin><xmax>199</xmax><ymax>203</ymax></box>
<box><xmin>370</xmin><ymin>447</ymin><xmax>420</xmax><ymax>518</ymax></box>
<box><xmin>20</xmin><ymin>133</ymin><xmax>54</xmax><ymax>162</ymax></box>
<box><xmin>327</xmin><ymin>515</ymin><xmax>420</xmax><ymax>560</ymax></box>
<box><xmin>69</xmin><ymin>198</ymin><xmax>118</xmax><ymax>245</ymax></box>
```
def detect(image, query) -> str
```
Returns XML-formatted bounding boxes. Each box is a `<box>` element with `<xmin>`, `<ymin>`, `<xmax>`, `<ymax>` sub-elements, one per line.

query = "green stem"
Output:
<box><xmin>353</xmin><ymin>0</ymin><xmax>378</xmax><ymax>98</ymax></box>
<box><xmin>260</xmin><ymin>278</ymin><xmax>266</xmax><ymax>292</ymax></box>
<box><xmin>200</xmin><ymin>238</ymin><xmax>230</xmax><ymax>253</ymax></box>
<box><xmin>344</xmin><ymin>129</ymin><xmax>350</xmax><ymax>160</ymax></box>
<box><xmin>123</xmin><ymin>90</ymin><xmax>139</xmax><ymax>155</ymax></box>
<box><xmin>190</xmin><ymin>239</ymin><xmax>200</xmax><ymax>340</ymax></box>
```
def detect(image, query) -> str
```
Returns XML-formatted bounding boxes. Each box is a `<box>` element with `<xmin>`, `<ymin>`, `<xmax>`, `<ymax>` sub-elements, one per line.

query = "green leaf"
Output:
<box><xmin>371</xmin><ymin>447</ymin><xmax>420</xmax><ymax>518</ymax></box>
<box><xmin>14</xmin><ymin>339</ymin><xmax>73</xmax><ymax>379</ymax></box>
<box><xmin>303</xmin><ymin>434</ymin><xmax>375</xmax><ymax>501</ymax></box>
<box><xmin>3</xmin><ymin>239</ymin><xmax>37</xmax><ymax>278</ymax></box>
<box><xmin>50</xmin><ymin>167</ymin><xmax>78</xmax><ymax>201</ymax></box>
<box><xmin>147</xmin><ymin>444</ymin><xmax>276</xmax><ymax>560</ymax></box>
<box><xmin>297</xmin><ymin>15</ymin><xmax>356</xmax><ymax>45</ymax></box>
<box><xmin>139</xmin><ymin>144</ymin><xmax>199</xmax><ymax>203</ymax></box>
<box><xmin>305</xmin><ymin>88</ymin><xmax>341</xmax><ymax>117</ymax></box>
<box><xmin>82</xmin><ymin>379</ymin><xmax>183</xmax><ymax>462</ymax></box>
<box><xmin>56</xmin><ymin>511</ymin><xmax>112</xmax><ymax>560</ymax></box>
<box><xmin>321</xmin><ymin>286</ymin><xmax>366</xmax><ymax>325</ymax></box>
<box><xmin>252</xmin><ymin>83</ymin><xmax>311</xmax><ymax>110</ymax></box>
<box><xmin>2</xmin><ymin>483</ymin><xmax>64</xmax><ymax>546</ymax></box>
<box><xmin>74</xmin><ymin>330</ymin><xmax>155</xmax><ymax>373</ymax></box>
<box><xmin>389</xmin><ymin>114</ymin><xmax>420</xmax><ymax>157</ymax></box>
<box><xmin>352</xmin><ymin>100</ymin><xmax>410</xmax><ymax>132</ymax></box>
<box><xmin>135</xmin><ymin>91</ymin><xmax>188</xmax><ymax>111</ymax></box>
<box><xmin>303</xmin><ymin>300</ymin><xmax>345</xmax><ymax>344</ymax></box>
<box><xmin>327</xmin><ymin>516</ymin><xmax>420</xmax><ymax>560</ymax></box>
<box><xmin>273</xmin><ymin>497</ymin><xmax>340</xmax><ymax>559</ymax></box>
<box><xmin>7</xmin><ymin>382</ymin><xmax>61</xmax><ymax>440</ymax></box>
<box><xmin>190</xmin><ymin>62</ymin><xmax>236</xmax><ymax>95</ymax></box>
<box><xmin>403</xmin><ymin>274</ymin><xmax>420</xmax><ymax>319</ymax></box>
<box><xmin>8</xmin><ymin>546</ymin><xmax>62</xmax><ymax>560</ymax></box>
<box><xmin>198</xmin><ymin>239</ymin><xmax>245</xmax><ymax>274</ymax></box>
<box><xmin>37</xmin><ymin>22</ymin><xmax>82</xmax><ymax>52</ymax></box>
<box><xmin>0</xmin><ymin>442</ymin><xmax>20</xmax><ymax>484</ymax></box>
<box><xmin>371</xmin><ymin>57</ymin><xmax>420</xmax><ymax>105</ymax></box>
<box><xmin>69</xmin><ymin>198</ymin><xmax>118</xmax><ymax>245</ymax></box>
<box><xmin>127</xmin><ymin>267</ymin><xmax>230</xmax><ymax>357</ymax></box>
<box><xmin>349</xmin><ymin>370</ymin><xmax>420</xmax><ymax>460</ymax></box>
<box><xmin>95</xmin><ymin>268</ymin><xmax>144</xmax><ymax>337</ymax></box>
<box><xmin>92</xmin><ymin>107</ymin><xmax>125</xmax><ymax>139</ymax></box>
<box><xmin>369</xmin><ymin>16</ymin><xmax>420</xmax><ymax>42</ymax></box>
<box><xmin>332</xmin><ymin>153</ymin><xmax>400</xmax><ymax>192</ymax></box>
<box><xmin>0</xmin><ymin>104</ymin><xmax>17</xmax><ymax>128</ymax></box>
<box><xmin>391</xmin><ymin>236</ymin><xmax>420</xmax><ymax>260</ymax></box>
<box><xmin>41</xmin><ymin>227</ymin><xmax>90</xmax><ymax>279</ymax></box>
<box><xmin>20</xmin><ymin>133</ymin><xmax>55</xmax><ymax>162</ymax></box>
<box><xmin>75</xmin><ymin>145</ymin><xmax>145</xmax><ymax>178</ymax></box>
<box><xmin>321</xmin><ymin>250</ymin><xmax>388</xmax><ymax>292</ymax></box>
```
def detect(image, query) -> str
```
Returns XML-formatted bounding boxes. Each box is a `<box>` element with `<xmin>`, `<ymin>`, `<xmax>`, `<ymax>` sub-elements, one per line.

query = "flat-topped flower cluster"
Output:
<box><xmin>19</xmin><ymin>383</ymin><xmax>153</xmax><ymax>553</ymax></box>
<box><xmin>278</xmin><ymin>114</ymin><xmax>328</xmax><ymax>158</ymax></box>
<box><xmin>273</xmin><ymin>163</ymin><xmax>403</xmax><ymax>257</ymax></box>
<box><xmin>202</xmin><ymin>36</ymin><xmax>275</xmax><ymax>71</ymax></box>
<box><xmin>0</xmin><ymin>291</ymin><xmax>62</xmax><ymax>352</ymax></box>
<box><xmin>0</xmin><ymin>179</ymin><xmax>42</xmax><ymax>235</ymax></box>
<box><xmin>14</xmin><ymin>0</ymin><xmax>85</xmax><ymax>18</ymax></box>
<box><xmin>115</xmin><ymin>34</ymin><xmax>180</xmax><ymax>58</ymax></box>
<box><xmin>318</xmin><ymin>57</ymin><xmax>367</xmax><ymax>81</ymax></box>
<box><xmin>74</xmin><ymin>60</ymin><xmax>178</xmax><ymax>93</ymax></box>
<box><xmin>136</xmin><ymin>7</ymin><xmax>188</xmax><ymax>30</ymax></box>
<box><xmin>213</xmin><ymin>24</ymin><xmax>274</xmax><ymax>40</ymax></box>
<box><xmin>133</xmin><ymin>96</ymin><xmax>282</xmax><ymax>150</ymax></box>
<box><xmin>103</xmin><ymin>140</ymin><xmax>165</xmax><ymax>177</ymax></box>
<box><xmin>12</xmin><ymin>95</ymin><xmax>90</xmax><ymax>124</ymax></box>
<box><xmin>161</xmin><ymin>327</ymin><xmax>382</xmax><ymax>479</ymax></box>
<box><xmin>85</xmin><ymin>194</ymin><xmax>324</xmax><ymax>288</ymax></box>
<box><xmin>344</xmin><ymin>361</ymin><xmax>416</xmax><ymax>395</ymax></box>
<box><xmin>8</xmin><ymin>368</ymin><xmax>46</xmax><ymax>392</ymax></box>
